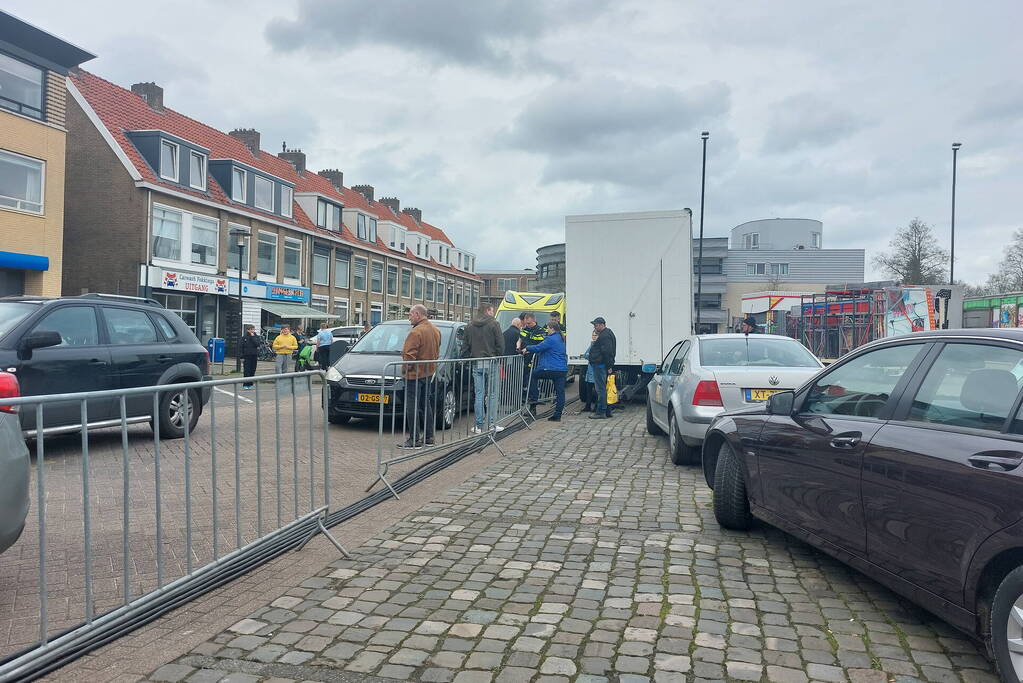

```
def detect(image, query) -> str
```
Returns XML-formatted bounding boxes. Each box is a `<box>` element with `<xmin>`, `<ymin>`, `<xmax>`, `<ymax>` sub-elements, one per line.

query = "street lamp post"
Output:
<box><xmin>229</xmin><ymin>226</ymin><xmax>251</xmax><ymax>372</ymax></box>
<box><xmin>696</xmin><ymin>131</ymin><xmax>709</xmax><ymax>334</ymax></box>
<box><xmin>950</xmin><ymin>142</ymin><xmax>961</xmax><ymax>286</ymax></box>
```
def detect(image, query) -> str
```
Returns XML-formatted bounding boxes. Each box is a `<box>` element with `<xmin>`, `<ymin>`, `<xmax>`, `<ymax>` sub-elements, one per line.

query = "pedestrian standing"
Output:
<box><xmin>463</xmin><ymin>303</ymin><xmax>505</xmax><ymax>434</ymax></box>
<box><xmin>400</xmin><ymin>304</ymin><xmax>441</xmax><ymax>448</ymax></box>
<box><xmin>525</xmin><ymin>322</ymin><xmax>568</xmax><ymax>421</ymax></box>
<box><xmin>360</xmin><ymin>320</ymin><xmax>372</xmax><ymax>338</ymax></box>
<box><xmin>240</xmin><ymin>324</ymin><xmax>260</xmax><ymax>389</ymax></box>
<box><xmin>272</xmin><ymin>324</ymin><xmax>298</xmax><ymax>374</ymax></box>
<box><xmin>503</xmin><ymin>317</ymin><xmax>523</xmax><ymax>356</ymax></box>
<box><xmin>518</xmin><ymin>312</ymin><xmax>546</xmax><ymax>400</ymax></box>
<box><xmin>580</xmin><ymin>329</ymin><xmax>598</xmax><ymax>411</ymax></box>
<box><xmin>313</xmin><ymin>321</ymin><xmax>333</xmax><ymax>371</ymax></box>
<box><xmin>739</xmin><ymin>315</ymin><xmax>759</xmax><ymax>334</ymax></box>
<box><xmin>588</xmin><ymin>316</ymin><xmax>616</xmax><ymax>419</ymax></box>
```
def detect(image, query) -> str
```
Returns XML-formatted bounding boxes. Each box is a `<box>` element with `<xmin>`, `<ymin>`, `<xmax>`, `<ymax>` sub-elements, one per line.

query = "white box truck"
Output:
<box><xmin>565</xmin><ymin>210</ymin><xmax>693</xmax><ymax>400</ymax></box>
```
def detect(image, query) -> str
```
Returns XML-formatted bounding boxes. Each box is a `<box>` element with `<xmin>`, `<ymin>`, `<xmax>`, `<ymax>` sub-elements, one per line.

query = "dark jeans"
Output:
<box><xmin>404</xmin><ymin>377</ymin><xmax>435</xmax><ymax>441</ymax></box>
<box><xmin>315</xmin><ymin>346</ymin><xmax>331</xmax><ymax>372</ymax></box>
<box><xmin>591</xmin><ymin>364</ymin><xmax>608</xmax><ymax>414</ymax></box>
<box><xmin>528</xmin><ymin>370</ymin><xmax>566</xmax><ymax>418</ymax></box>
<box><xmin>242</xmin><ymin>355</ymin><xmax>257</xmax><ymax>385</ymax></box>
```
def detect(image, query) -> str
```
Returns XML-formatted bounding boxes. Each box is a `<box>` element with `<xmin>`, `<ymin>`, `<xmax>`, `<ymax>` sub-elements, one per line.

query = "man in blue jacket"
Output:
<box><xmin>523</xmin><ymin>321</ymin><xmax>568</xmax><ymax>421</ymax></box>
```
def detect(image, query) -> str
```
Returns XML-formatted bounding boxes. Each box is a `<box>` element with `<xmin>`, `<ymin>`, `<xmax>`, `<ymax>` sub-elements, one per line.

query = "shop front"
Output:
<box><xmin>140</xmin><ymin>266</ymin><xmax>326</xmax><ymax>351</ymax></box>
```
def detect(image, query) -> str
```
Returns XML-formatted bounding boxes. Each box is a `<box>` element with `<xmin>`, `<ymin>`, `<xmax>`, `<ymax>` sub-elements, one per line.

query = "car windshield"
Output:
<box><xmin>347</xmin><ymin>322</ymin><xmax>452</xmax><ymax>354</ymax></box>
<box><xmin>496</xmin><ymin>310</ymin><xmax>554</xmax><ymax>328</ymax></box>
<box><xmin>700</xmin><ymin>337</ymin><xmax>821</xmax><ymax>368</ymax></box>
<box><xmin>0</xmin><ymin>302</ymin><xmax>38</xmax><ymax>340</ymax></box>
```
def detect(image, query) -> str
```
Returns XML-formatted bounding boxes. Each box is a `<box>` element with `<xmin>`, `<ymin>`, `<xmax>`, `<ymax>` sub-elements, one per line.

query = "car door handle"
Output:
<box><xmin>968</xmin><ymin>453</ymin><xmax>1023</xmax><ymax>472</ymax></box>
<box><xmin>829</xmin><ymin>435</ymin><xmax>861</xmax><ymax>449</ymax></box>
<box><xmin>157</xmin><ymin>356</ymin><xmax>174</xmax><ymax>362</ymax></box>
<box><xmin>88</xmin><ymin>358</ymin><xmax>107</xmax><ymax>366</ymax></box>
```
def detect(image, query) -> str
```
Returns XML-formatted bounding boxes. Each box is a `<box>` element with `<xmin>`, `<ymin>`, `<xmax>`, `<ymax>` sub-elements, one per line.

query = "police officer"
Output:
<box><xmin>517</xmin><ymin>312</ymin><xmax>546</xmax><ymax>401</ymax></box>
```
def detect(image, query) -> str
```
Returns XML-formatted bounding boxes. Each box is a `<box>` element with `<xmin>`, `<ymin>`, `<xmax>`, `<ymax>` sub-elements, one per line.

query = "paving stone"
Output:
<box><xmin>378</xmin><ymin>664</ymin><xmax>417</xmax><ymax>679</ymax></box>
<box><xmin>540</xmin><ymin>657</ymin><xmax>577</xmax><ymax>675</ymax></box>
<box><xmin>726</xmin><ymin>661</ymin><xmax>764</xmax><ymax>681</ymax></box>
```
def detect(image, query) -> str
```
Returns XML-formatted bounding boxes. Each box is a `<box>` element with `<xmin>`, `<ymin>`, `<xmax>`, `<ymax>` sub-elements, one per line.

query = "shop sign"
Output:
<box><xmin>267</xmin><ymin>285</ymin><xmax>308</xmax><ymax>302</ymax></box>
<box><xmin>161</xmin><ymin>270</ymin><xmax>228</xmax><ymax>294</ymax></box>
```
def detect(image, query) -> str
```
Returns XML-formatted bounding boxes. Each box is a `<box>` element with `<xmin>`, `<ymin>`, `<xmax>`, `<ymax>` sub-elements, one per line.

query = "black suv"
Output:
<box><xmin>0</xmin><ymin>294</ymin><xmax>211</xmax><ymax>438</ymax></box>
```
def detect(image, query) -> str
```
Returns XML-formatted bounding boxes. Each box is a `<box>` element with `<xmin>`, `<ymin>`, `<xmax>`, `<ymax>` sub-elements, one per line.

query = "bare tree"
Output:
<box><xmin>982</xmin><ymin>228</ymin><xmax>1023</xmax><ymax>293</ymax></box>
<box><xmin>872</xmin><ymin>218</ymin><xmax>949</xmax><ymax>285</ymax></box>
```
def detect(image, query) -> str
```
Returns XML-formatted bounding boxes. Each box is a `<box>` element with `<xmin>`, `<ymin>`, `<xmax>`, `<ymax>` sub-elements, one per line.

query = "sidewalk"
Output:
<box><xmin>129</xmin><ymin>408</ymin><xmax>998</xmax><ymax>682</ymax></box>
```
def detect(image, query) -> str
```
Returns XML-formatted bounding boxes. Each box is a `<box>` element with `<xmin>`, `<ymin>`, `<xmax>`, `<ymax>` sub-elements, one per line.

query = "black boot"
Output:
<box><xmin>581</xmin><ymin>404</ymin><xmax>592</xmax><ymax>412</ymax></box>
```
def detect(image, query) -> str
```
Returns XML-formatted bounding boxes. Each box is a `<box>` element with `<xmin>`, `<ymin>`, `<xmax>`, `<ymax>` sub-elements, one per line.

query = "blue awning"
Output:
<box><xmin>0</xmin><ymin>251</ymin><xmax>49</xmax><ymax>272</ymax></box>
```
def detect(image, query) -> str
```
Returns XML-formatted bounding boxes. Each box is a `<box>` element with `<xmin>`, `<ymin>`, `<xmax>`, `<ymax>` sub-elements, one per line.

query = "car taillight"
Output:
<box><xmin>692</xmin><ymin>380</ymin><xmax>723</xmax><ymax>407</ymax></box>
<box><xmin>0</xmin><ymin>373</ymin><xmax>20</xmax><ymax>414</ymax></box>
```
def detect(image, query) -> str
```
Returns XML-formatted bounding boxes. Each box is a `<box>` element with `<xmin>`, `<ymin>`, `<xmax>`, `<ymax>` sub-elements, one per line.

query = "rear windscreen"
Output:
<box><xmin>700</xmin><ymin>338</ymin><xmax>820</xmax><ymax>367</ymax></box>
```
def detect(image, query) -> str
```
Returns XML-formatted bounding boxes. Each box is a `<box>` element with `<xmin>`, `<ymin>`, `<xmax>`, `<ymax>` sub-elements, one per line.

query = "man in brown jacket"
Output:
<box><xmin>401</xmin><ymin>304</ymin><xmax>441</xmax><ymax>448</ymax></box>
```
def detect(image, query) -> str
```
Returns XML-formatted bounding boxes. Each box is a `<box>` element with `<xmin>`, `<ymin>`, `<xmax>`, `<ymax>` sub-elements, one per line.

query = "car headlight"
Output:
<box><xmin>325</xmin><ymin>367</ymin><xmax>343</xmax><ymax>383</ymax></box>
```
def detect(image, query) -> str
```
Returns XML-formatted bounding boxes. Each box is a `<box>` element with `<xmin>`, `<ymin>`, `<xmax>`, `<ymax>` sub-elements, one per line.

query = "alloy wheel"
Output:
<box><xmin>1007</xmin><ymin>596</ymin><xmax>1023</xmax><ymax>680</ymax></box>
<box><xmin>168</xmin><ymin>391</ymin><xmax>194</xmax><ymax>428</ymax></box>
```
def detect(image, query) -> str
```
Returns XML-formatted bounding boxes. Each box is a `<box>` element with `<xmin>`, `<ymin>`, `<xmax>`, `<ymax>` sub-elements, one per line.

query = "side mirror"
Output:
<box><xmin>21</xmin><ymin>330</ymin><xmax>63</xmax><ymax>351</ymax></box>
<box><xmin>642</xmin><ymin>362</ymin><xmax>660</xmax><ymax>374</ymax></box>
<box><xmin>766</xmin><ymin>390</ymin><xmax>795</xmax><ymax>415</ymax></box>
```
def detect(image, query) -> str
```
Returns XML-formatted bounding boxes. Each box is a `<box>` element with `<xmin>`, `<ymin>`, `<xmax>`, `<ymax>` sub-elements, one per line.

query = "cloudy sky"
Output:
<box><xmin>13</xmin><ymin>0</ymin><xmax>1023</xmax><ymax>283</ymax></box>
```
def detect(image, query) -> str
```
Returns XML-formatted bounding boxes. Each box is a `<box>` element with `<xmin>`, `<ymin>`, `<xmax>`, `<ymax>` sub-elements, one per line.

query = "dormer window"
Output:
<box><xmin>743</xmin><ymin>232</ymin><xmax>759</xmax><ymax>249</ymax></box>
<box><xmin>316</xmin><ymin>199</ymin><xmax>340</xmax><ymax>231</ymax></box>
<box><xmin>281</xmin><ymin>185</ymin><xmax>293</xmax><ymax>218</ymax></box>
<box><xmin>254</xmin><ymin>175</ymin><xmax>274</xmax><ymax>212</ymax></box>
<box><xmin>160</xmin><ymin>140</ymin><xmax>179</xmax><ymax>182</ymax></box>
<box><xmin>188</xmin><ymin>151</ymin><xmax>206</xmax><ymax>190</ymax></box>
<box><xmin>357</xmin><ymin>214</ymin><xmax>367</xmax><ymax>240</ymax></box>
<box><xmin>231</xmin><ymin>167</ymin><xmax>246</xmax><ymax>202</ymax></box>
<box><xmin>369</xmin><ymin>218</ymin><xmax>378</xmax><ymax>243</ymax></box>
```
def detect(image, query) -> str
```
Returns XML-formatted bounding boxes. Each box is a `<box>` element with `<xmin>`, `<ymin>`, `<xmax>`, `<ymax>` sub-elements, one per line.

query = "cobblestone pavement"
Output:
<box><xmin>141</xmin><ymin>408</ymin><xmax>999</xmax><ymax>683</ymax></box>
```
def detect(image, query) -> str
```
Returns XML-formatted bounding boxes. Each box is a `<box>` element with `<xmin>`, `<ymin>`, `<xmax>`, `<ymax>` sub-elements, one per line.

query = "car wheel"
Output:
<box><xmin>668</xmin><ymin>411</ymin><xmax>699</xmax><ymax>465</ymax></box>
<box><xmin>646</xmin><ymin>401</ymin><xmax>665</xmax><ymax>436</ymax></box>
<box><xmin>989</xmin><ymin>565</ymin><xmax>1023</xmax><ymax>683</ymax></box>
<box><xmin>156</xmin><ymin>387</ymin><xmax>201</xmax><ymax>439</ymax></box>
<box><xmin>435</xmin><ymin>386</ymin><xmax>456</xmax><ymax>430</ymax></box>
<box><xmin>713</xmin><ymin>440</ymin><xmax>752</xmax><ymax>530</ymax></box>
<box><xmin>328</xmin><ymin>413</ymin><xmax>351</xmax><ymax>425</ymax></box>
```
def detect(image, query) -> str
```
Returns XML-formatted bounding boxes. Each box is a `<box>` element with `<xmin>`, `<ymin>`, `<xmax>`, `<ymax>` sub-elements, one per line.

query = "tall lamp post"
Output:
<box><xmin>229</xmin><ymin>226</ymin><xmax>251</xmax><ymax>371</ymax></box>
<box><xmin>950</xmin><ymin>142</ymin><xmax>961</xmax><ymax>285</ymax></box>
<box><xmin>695</xmin><ymin>131</ymin><xmax>709</xmax><ymax>334</ymax></box>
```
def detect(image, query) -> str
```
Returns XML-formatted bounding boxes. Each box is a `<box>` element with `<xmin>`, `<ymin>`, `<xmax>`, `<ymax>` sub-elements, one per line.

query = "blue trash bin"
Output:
<box><xmin>207</xmin><ymin>337</ymin><xmax>225</xmax><ymax>363</ymax></box>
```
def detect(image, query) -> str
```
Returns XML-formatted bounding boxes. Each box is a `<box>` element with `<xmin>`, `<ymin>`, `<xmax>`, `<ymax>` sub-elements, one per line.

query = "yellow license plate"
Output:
<box><xmin>358</xmin><ymin>393</ymin><xmax>390</xmax><ymax>404</ymax></box>
<box><xmin>747</xmin><ymin>388</ymin><xmax>781</xmax><ymax>402</ymax></box>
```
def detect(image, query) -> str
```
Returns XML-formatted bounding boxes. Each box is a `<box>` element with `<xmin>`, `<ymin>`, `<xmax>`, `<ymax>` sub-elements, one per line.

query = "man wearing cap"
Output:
<box><xmin>738</xmin><ymin>315</ymin><xmax>759</xmax><ymax>334</ymax></box>
<box><xmin>588</xmin><ymin>316</ymin><xmax>616</xmax><ymax>419</ymax></box>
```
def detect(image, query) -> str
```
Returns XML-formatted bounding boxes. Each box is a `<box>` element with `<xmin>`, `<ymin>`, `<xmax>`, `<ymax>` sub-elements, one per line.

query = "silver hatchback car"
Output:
<box><xmin>646</xmin><ymin>334</ymin><xmax>823</xmax><ymax>465</ymax></box>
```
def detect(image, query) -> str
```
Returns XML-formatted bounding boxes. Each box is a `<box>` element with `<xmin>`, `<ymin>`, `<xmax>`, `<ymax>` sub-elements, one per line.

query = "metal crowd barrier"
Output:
<box><xmin>0</xmin><ymin>371</ymin><xmax>345</xmax><ymax>681</ymax></box>
<box><xmin>369</xmin><ymin>354</ymin><xmax>530</xmax><ymax>498</ymax></box>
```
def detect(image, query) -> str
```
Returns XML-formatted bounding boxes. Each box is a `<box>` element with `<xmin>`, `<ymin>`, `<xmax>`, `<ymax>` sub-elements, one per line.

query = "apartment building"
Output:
<box><xmin>0</xmin><ymin>11</ymin><xmax>94</xmax><ymax>296</ymax></box>
<box><xmin>478</xmin><ymin>269</ymin><xmax>537</xmax><ymax>307</ymax></box>
<box><xmin>63</xmin><ymin>71</ymin><xmax>479</xmax><ymax>349</ymax></box>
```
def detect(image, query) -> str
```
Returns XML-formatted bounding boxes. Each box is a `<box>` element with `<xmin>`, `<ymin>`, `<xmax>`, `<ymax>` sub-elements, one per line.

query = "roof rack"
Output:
<box><xmin>76</xmin><ymin>293</ymin><xmax>164</xmax><ymax>307</ymax></box>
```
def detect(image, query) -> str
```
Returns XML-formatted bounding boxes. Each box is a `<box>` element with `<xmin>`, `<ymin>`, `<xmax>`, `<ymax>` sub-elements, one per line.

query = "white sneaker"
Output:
<box><xmin>470</xmin><ymin>426</ymin><xmax>483</xmax><ymax>435</ymax></box>
<box><xmin>494</xmin><ymin>425</ymin><xmax>506</xmax><ymax>432</ymax></box>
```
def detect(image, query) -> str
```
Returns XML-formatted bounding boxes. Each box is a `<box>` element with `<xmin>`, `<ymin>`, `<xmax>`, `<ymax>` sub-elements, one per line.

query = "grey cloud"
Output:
<box><xmin>964</xmin><ymin>83</ymin><xmax>1023</xmax><ymax>125</ymax></box>
<box><xmin>266</xmin><ymin>0</ymin><xmax>607</xmax><ymax>72</ymax></box>
<box><xmin>505</xmin><ymin>79</ymin><xmax>732</xmax><ymax>187</ymax></box>
<box><xmin>762</xmin><ymin>93</ymin><xmax>869</xmax><ymax>153</ymax></box>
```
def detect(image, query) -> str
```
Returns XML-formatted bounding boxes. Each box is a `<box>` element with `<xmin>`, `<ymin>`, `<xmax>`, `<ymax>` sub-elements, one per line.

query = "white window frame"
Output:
<box><xmin>256</xmin><ymin>231</ymin><xmax>278</xmax><ymax>280</ymax></box>
<box><xmin>0</xmin><ymin>149</ymin><xmax>45</xmax><ymax>215</ymax></box>
<box><xmin>354</xmin><ymin>301</ymin><xmax>364</xmax><ymax>324</ymax></box>
<box><xmin>254</xmin><ymin>175</ymin><xmax>274</xmax><ymax>212</ymax></box>
<box><xmin>151</xmin><ymin>203</ymin><xmax>221</xmax><ymax>274</ymax></box>
<box><xmin>746</xmin><ymin>262</ymin><xmax>766</xmax><ymax>276</ymax></box>
<box><xmin>357</xmin><ymin>213</ymin><xmax>367</xmax><ymax>240</ymax></box>
<box><xmin>386</xmin><ymin>264</ymin><xmax>398</xmax><ymax>296</ymax></box>
<box><xmin>190</xmin><ymin>214</ymin><xmax>219</xmax><ymax>268</ymax></box>
<box><xmin>743</xmin><ymin>232</ymin><xmax>760</xmax><ymax>249</ymax></box>
<box><xmin>370</xmin><ymin>301</ymin><xmax>383</xmax><ymax>323</ymax></box>
<box><xmin>369</xmin><ymin>218</ymin><xmax>378</xmax><ymax>243</ymax></box>
<box><xmin>353</xmin><ymin>257</ymin><xmax>368</xmax><ymax>292</ymax></box>
<box><xmin>188</xmin><ymin>151</ymin><xmax>206</xmax><ymax>190</ymax></box>
<box><xmin>769</xmin><ymin>262</ymin><xmax>790</xmax><ymax>276</ymax></box>
<box><xmin>333</xmin><ymin>298</ymin><xmax>350</xmax><ymax>324</ymax></box>
<box><xmin>160</xmin><ymin>140</ymin><xmax>179</xmax><ymax>182</ymax></box>
<box><xmin>310</xmin><ymin>294</ymin><xmax>329</xmax><ymax>313</ymax></box>
<box><xmin>283</xmin><ymin>237</ymin><xmax>303</xmax><ymax>284</ymax></box>
<box><xmin>281</xmin><ymin>185</ymin><xmax>293</xmax><ymax>218</ymax></box>
<box><xmin>312</xmin><ymin>244</ymin><xmax>330</xmax><ymax>286</ymax></box>
<box><xmin>401</xmin><ymin>268</ymin><xmax>412</xmax><ymax>298</ymax></box>
<box><xmin>370</xmin><ymin>260</ymin><xmax>384</xmax><ymax>294</ymax></box>
<box><xmin>231</xmin><ymin>167</ymin><xmax>247</xmax><ymax>202</ymax></box>
<box><xmin>414</xmin><ymin>272</ymin><xmax>425</xmax><ymax>300</ymax></box>
<box><xmin>812</xmin><ymin>232</ymin><xmax>821</xmax><ymax>248</ymax></box>
<box><xmin>334</xmin><ymin>252</ymin><xmax>351</xmax><ymax>289</ymax></box>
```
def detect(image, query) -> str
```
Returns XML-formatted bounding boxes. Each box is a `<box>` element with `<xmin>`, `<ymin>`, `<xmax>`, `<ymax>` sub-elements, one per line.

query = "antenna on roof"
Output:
<box><xmin>282</xmin><ymin>141</ymin><xmax>286</xmax><ymax>151</ymax></box>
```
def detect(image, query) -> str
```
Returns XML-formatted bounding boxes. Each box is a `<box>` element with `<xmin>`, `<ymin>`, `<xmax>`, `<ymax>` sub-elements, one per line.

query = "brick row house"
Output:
<box><xmin>62</xmin><ymin>71</ymin><xmax>479</xmax><ymax>353</ymax></box>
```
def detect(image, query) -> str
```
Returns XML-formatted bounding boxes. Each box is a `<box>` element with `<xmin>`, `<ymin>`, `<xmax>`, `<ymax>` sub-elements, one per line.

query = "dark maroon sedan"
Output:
<box><xmin>702</xmin><ymin>329</ymin><xmax>1023</xmax><ymax>682</ymax></box>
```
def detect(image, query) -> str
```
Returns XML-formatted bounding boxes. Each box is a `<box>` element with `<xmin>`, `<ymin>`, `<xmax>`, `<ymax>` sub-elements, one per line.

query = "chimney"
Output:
<box><xmin>379</xmin><ymin>196</ymin><xmax>400</xmax><ymax>215</ymax></box>
<box><xmin>229</xmin><ymin>128</ymin><xmax>261</xmax><ymax>157</ymax></box>
<box><xmin>402</xmin><ymin>207</ymin><xmax>422</xmax><ymax>224</ymax></box>
<box><xmin>278</xmin><ymin>143</ymin><xmax>306</xmax><ymax>175</ymax></box>
<box><xmin>131</xmin><ymin>82</ymin><xmax>164</xmax><ymax>111</ymax></box>
<box><xmin>352</xmin><ymin>184</ymin><xmax>374</xmax><ymax>202</ymax></box>
<box><xmin>318</xmin><ymin>168</ymin><xmax>343</xmax><ymax>191</ymax></box>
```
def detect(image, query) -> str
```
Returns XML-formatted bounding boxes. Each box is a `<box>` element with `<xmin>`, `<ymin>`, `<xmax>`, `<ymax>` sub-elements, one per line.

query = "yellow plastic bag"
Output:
<box><xmin>606</xmin><ymin>373</ymin><xmax>618</xmax><ymax>405</ymax></box>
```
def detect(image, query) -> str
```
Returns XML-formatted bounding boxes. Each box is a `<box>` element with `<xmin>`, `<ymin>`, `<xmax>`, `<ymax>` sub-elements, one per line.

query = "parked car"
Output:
<box><xmin>325</xmin><ymin>319</ymin><xmax>469</xmax><ymax>428</ymax></box>
<box><xmin>702</xmin><ymin>329</ymin><xmax>1023</xmax><ymax>682</ymax></box>
<box><xmin>0</xmin><ymin>373</ymin><xmax>29</xmax><ymax>555</ymax></box>
<box><xmin>646</xmin><ymin>334</ymin><xmax>823</xmax><ymax>464</ymax></box>
<box><xmin>0</xmin><ymin>294</ymin><xmax>211</xmax><ymax>438</ymax></box>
